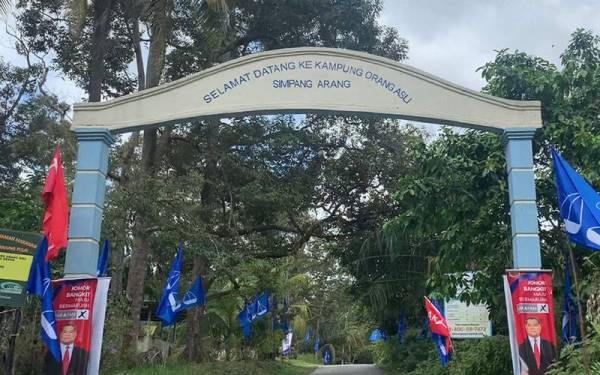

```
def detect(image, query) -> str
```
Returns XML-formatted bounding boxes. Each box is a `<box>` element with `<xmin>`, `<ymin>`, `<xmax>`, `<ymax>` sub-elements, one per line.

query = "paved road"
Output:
<box><xmin>310</xmin><ymin>364</ymin><xmax>385</xmax><ymax>375</ymax></box>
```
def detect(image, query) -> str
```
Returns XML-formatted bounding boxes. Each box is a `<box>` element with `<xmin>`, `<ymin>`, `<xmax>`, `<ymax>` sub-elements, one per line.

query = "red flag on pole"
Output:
<box><xmin>42</xmin><ymin>145</ymin><xmax>69</xmax><ymax>261</ymax></box>
<box><xmin>424</xmin><ymin>296</ymin><xmax>453</xmax><ymax>353</ymax></box>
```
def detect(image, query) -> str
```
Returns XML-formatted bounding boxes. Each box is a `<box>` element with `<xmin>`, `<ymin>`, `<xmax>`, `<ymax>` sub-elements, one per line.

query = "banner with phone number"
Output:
<box><xmin>503</xmin><ymin>271</ymin><xmax>557</xmax><ymax>375</ymax></box>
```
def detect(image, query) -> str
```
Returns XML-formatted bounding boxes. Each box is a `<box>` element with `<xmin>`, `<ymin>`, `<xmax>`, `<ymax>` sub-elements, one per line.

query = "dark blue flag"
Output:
<box><xmin>281</xmin><ymin>320</ymin><xmax>290</xmax><ymax>333</ymax></box>
<box><xmin>562</xmin><ymin>258</ymin><xmax>578</xmax><ymax>344</ymax></box>
<box><xmin>420</xmin><ymin>317</ymin><xmax>429</xmax><ymax>339</ymax></box>
<box><xmin>430</xmin><ymin>299</ymin><xmax>451</xmax><ymax>367</ymax></box>
<box><xmin>552</xmin><ymin>148</ymin><xmax>600</xmax><ymax>250</ymax></box>
<box><xmin>249</xmin><ymin>291</ymin><xmax>269</xmax><ymax>322</ymax></box>
<box><xmin>177</xmin><ymin>276</ymin><xmax>205</xmax><ymax>312</ymax></box>
<box><xmin>26</xmin><ymin>237</ymin><xmax>60</xmax><ymax>361</ymax></box>
<box><xmin>272</xmin><ymin>294</ymin><xmax>278</xmax><ymax>311</ymax></box>
<box><xmin>369</xmin><ymin>328</ymin><xmax>387</xmax><ymax>342</ymax></box>
<box><xmin>304</xmin><ymin>328</ymin><xmax>311</xmax><ymax>343</ymax></box>
<box><xmin>155</xmin><ymin>244</ymin><xmax>183</xmax><ymax>326</ymax></box>
<box><xmin>323</xmin><ymin>346</ymin><xmax>332</xmax><ymax>365</ymax></box>
<box><xmin>238</xmin><ymin>307</ymin><xmax>252</xmax><ymax>339</ymax></box>
<box><xmin>313</xmin><ymin>336</ymin><xmax>320</xmax><ymax>353</ymax></box>
<box><xmin>397</xmin><ymin>312</ymin><xmax>406</xmax><ymax>343</ymax></box>
<box><xmin>97</xmin><ymin>239</ymin><xmax>109</xmax><ymax>277</ymax></box>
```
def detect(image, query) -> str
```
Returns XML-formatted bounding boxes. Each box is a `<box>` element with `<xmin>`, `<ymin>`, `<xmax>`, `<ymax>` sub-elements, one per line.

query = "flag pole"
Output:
<box><xmin>565</xmin><ymin>240</ymin><xmax>590</xmax><ymax>375</ymax></box>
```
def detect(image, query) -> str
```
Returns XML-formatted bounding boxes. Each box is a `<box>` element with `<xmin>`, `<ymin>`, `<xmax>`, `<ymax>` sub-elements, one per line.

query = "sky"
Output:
<box><xmin>2</xmin><ymin>1</ymin><xmax>600</xmax><ymax>107</ymax></box>
<box><xmin>382</xmin><ymin>0</ymin><xmax>600</xmax><ymax>90</ymax></box>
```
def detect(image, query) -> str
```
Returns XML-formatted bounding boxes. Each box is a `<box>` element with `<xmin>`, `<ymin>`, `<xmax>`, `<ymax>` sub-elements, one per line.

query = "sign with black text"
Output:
<box><xmin>504</xmin><ymin>271</ymin><xmax>557</xmax><ymax>375</ymax></box>
<box><xmin>0</xmin><ymin>229</ymin><xmax>42</xmax><ymax>307</ymax></box>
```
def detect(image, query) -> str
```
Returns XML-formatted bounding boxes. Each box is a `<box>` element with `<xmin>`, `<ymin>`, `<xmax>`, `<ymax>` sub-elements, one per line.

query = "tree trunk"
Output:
<box><xmin>185</xmin><ymin>259</ymin><xmax>204</xmax><ymax>361</ymax></box>
<box><xmin>124</xmin><ymin>0</ymin><xmax>170</xmax><ymax>352</ymax></box>
<box><xmin>185</xmin><ymin>119</ymin><xmax>219</xmax><ymax>361</ymax></box>
<box><xmin>89</xmin><ymin>0</ymin><xmax>114</xmax><ymax>102</ymax></box>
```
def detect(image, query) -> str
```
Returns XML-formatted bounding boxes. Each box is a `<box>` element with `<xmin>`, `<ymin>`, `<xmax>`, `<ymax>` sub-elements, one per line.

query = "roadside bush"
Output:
<box><xmin>546</xmin><ymin>324</ymin><xmax>600</xmax><ymax>375</ymax></box>
<box><xmin>373</xmin><ymin>330</ymin><xmax>512</xmax><ymax>375</ymax></box>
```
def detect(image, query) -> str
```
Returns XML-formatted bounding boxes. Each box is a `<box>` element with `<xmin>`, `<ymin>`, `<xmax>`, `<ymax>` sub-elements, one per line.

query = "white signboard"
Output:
<box><xmin>445</xmin><ymin>298</ymin><xmax>492</xmax><ymax>339</ymax></box>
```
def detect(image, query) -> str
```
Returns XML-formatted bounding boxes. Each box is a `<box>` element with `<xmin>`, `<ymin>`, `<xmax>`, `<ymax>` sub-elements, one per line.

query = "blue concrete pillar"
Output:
<box><xmin>502</xmin><ymin>128</ymin><xmax>542</xmax><ymax>269</ymax></box>
<box><xmin>65</xmin><ymin>128</ymin><xmax>114</xmax><ymax>276</ymax></box>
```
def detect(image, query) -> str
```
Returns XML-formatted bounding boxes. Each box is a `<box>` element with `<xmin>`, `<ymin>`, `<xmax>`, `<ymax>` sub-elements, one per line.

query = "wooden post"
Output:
<box><xmin>4</xmin><ymin>309</ymin><xmax>21</xmax><ymax>375</ymax></box>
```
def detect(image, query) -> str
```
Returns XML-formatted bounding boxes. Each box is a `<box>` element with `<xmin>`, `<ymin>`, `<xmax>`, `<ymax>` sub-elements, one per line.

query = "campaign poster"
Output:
<box><xmin>0</xmin><ymin>229</ymin><xmax>41</xmax><ymax>307</ymax></box>
<box><xmin>46</xmin><ymin>278</ymin><xmax>97</xmax><ymax>375</ymax></box>
<box><xmin>504</xmin><ymin>271</ymin><xmax>557</xmax><ymax>375</ymax></box>
<box><xmin>282</xmin><ymin>331</ymin><xmax>293</xmax><ymax>356</ymax></box>
<box><xmin>87</xmin><ymin>277</ymin><xmax>110</xmax><ymax>375</ymax></box>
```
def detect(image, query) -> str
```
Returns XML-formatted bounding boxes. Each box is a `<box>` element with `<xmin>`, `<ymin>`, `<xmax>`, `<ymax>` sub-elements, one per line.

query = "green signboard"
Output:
<box><xmin>0</xmin><ymin>228</ymin><xmax>42</xmax><ymax>307</ymax></box>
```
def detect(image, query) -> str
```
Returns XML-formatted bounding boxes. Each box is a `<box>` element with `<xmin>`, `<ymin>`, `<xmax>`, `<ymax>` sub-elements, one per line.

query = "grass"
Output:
<box><xmin>107</xmin><ymin>358</ymin><xmax>318</xmax><ymax>375</ymax></box>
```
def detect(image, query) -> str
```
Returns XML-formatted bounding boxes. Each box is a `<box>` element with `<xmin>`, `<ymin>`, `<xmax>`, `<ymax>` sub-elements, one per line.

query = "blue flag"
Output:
<box><xmin>249</xmin><ymin>291</ymin><xmax>269</xmax><ymax>322</ymax></box>
<box><xmin>368</xmin><ymin>328</ymin><xmax>387</xmax><ymax>342</ymax></box>
<box><xmin>281</xmin><ymin>320</ymin><xmax>290</xmax><ymax>333</ymax></box>
<box><xmin>420</xmin><ymin>317</ymin><xmax>429</xmax><ymax>339</ymax></box>
<box><xmin>313</xmin><ymin>336</ymin><xmax>320</xmax><ymax>353</ymax></box>
<box><xmin>304</xmin><ymin>328</ymin><xmax>311</xmax><ymax>343</ymax></box>
<box><xmin>323</xmin><ymin>346</ymin><xmax>332</xmax><ymax>365</ymax></box>
<box><xmin>238</xmin><ymin>306</ymin><xmax>252</xmax><ymax>339</ymax></box>
<box><xmin>97</xmin><ymin>239</ymin><xmax>109</xmax><ymax>277</ymax></box>
<box><xmin>26</xmin><ymin>237</ymin><xmax>60</xmax><ymax>361</ymax></box>
<box><xmin>397</xmin><ymin>312</ymin><xmax>406</xmax><ymax>343</ymax></box>
<box><xmin>552</xmin><ymin>148</ymin><xmax>600</xmax><ymax>250</ymax></box>
<box><xmin>430</xmin><ymin>299</ymin><xmax>451</xmax><ymax>367</ymax></box>
<box><xmin>562</xmin><ymin>258</ymin><xmax>578</xmax><ymax>344</ymax></box>
<box><xmin>155</xmin><ymin>244</ymin><xmax>183</xmax><ymax>326</ymax></box>
<box><xmin>177</xmin><ymin>276</ymin><xmax>205</xmax><ymax>312</ymax></box>
<box><xmin>283</xmin><ymin>296</ymin><xmax>289</xmax><ymax>313</ymax></box>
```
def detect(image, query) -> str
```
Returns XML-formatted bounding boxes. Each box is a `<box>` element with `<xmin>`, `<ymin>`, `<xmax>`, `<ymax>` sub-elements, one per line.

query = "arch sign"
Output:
<box><xmin>66</xmin><ymin>47</ymin><xmax>542</xmax><ymax>276</ymax></box>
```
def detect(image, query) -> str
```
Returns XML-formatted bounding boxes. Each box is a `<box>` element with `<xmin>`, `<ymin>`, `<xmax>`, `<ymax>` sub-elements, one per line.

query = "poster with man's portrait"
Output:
<box><xmin>43</xmin><ymin>278</ymin><xmax>97</xmax><ymax>375</ymax></box>
<box><xmin>503</xmin><ymin>271</ymin><xmax>557</xmax><ymax>375</ymax></box>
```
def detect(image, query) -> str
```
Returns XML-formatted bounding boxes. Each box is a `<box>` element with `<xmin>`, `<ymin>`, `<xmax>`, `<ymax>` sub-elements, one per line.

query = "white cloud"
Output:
<box><xmin>2</xmin><ymin>1</ymin><xmax>600</xmax><ymax>106</ymax></box>
<box><xmin>382</xmin><ymin>0</ymin><xmax>600</xmax><ymax>90</ymax></box>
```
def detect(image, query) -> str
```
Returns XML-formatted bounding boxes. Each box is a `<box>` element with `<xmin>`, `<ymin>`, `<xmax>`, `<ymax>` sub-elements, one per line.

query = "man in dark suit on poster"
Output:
<box><xmin>518</xmin><ymin>317</ymin><xmax>556</xmax><ymax>375</ymax></box>
<box><xmin>43</xmin><ymin>322</ymin><xmax>89</xmax><ymax>375</ymax></box>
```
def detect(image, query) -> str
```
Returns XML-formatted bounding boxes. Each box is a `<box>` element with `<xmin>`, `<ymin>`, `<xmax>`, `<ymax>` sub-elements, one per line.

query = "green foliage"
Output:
<box><xmin>547</xmin><ymin>324</ymin><xmax>600</xmax><ymax>375</ymax></box>
<box><xmin>375</xmin><ymin>334</ymin><xmax>512</xmax><ymax>375</ymax></box>
<box><xmin>370</xmin><ymin>329</ymin><xmax>434</xmax><ymax>373</ymax></box>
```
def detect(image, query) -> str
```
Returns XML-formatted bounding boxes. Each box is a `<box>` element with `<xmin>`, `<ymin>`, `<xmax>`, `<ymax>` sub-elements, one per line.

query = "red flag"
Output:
<box><xmin>42</xmin><ymin>145</ymin><xmax>69</xmax><ymax>261</ymax></box>
<box><xmin>424</xmin><ymin>296</ymin><xmax>453</xmax><ymax>353</ymax></box>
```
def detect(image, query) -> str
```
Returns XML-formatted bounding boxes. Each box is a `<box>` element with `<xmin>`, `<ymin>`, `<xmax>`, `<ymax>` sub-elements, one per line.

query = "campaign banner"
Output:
<box><xmin>504</xmin><ymin>271</ymin><xmax>557</xmax><ymax>375</ymax></box>
<box><xmin>87</xmin><ymin>277</ymin><xmax>110</xmax><ymax>375</ymax></box>
<box><xmin>46</xmin><ymin>278</ymin><xmax>98</xmax><ymax>375</ymax></box>
<box><xmin>0</xmin><ymin>229</ymin><xmax>41</xmax><ymax>307</ymax></box>
<box><xmin>282</xmin><ymin>331</ymin><xmax>293</xmax><ymax>356</ymax></box>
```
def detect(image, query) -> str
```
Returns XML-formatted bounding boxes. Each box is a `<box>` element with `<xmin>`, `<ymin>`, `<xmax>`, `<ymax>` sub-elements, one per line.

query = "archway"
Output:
<box><xmin>65</xmin><ymin>47</ymin><xmax>542</xmax><ymax>276</ymax></box>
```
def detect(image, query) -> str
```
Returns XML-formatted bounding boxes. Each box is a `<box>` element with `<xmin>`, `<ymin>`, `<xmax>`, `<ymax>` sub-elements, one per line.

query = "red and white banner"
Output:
<box><xmin>87</xmin><ymin>277</ymin><xmax>110</xmax><ymax>375</ymax></box>
<box><xmin>503</xmin><ymin>271</ymin><xmax>557</xmax><ymax>375</ymax></box>
<box><xmin>48</xmin><ymin>278</ymin><xmax>97</xmax><ymax>375</ymax></box>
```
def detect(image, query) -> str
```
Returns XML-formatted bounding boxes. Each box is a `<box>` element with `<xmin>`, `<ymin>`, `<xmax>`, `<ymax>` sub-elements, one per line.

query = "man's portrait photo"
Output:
<box><xmin>518</xmin><ymin>317</ymin><xmax>557</xmax><ymax>375</ymax></box>
<box><xmin>43</xmin><ymin>322</ymin><xmax>90</xmax><ymax>375</ymax></box>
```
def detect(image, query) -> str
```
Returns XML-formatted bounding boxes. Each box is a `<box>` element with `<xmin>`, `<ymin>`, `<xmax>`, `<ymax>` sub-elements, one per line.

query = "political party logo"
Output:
<box><xmin>0</xmin><ymin>281</ymin><xmax>23</xmax><ymax>294</ymax></box>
